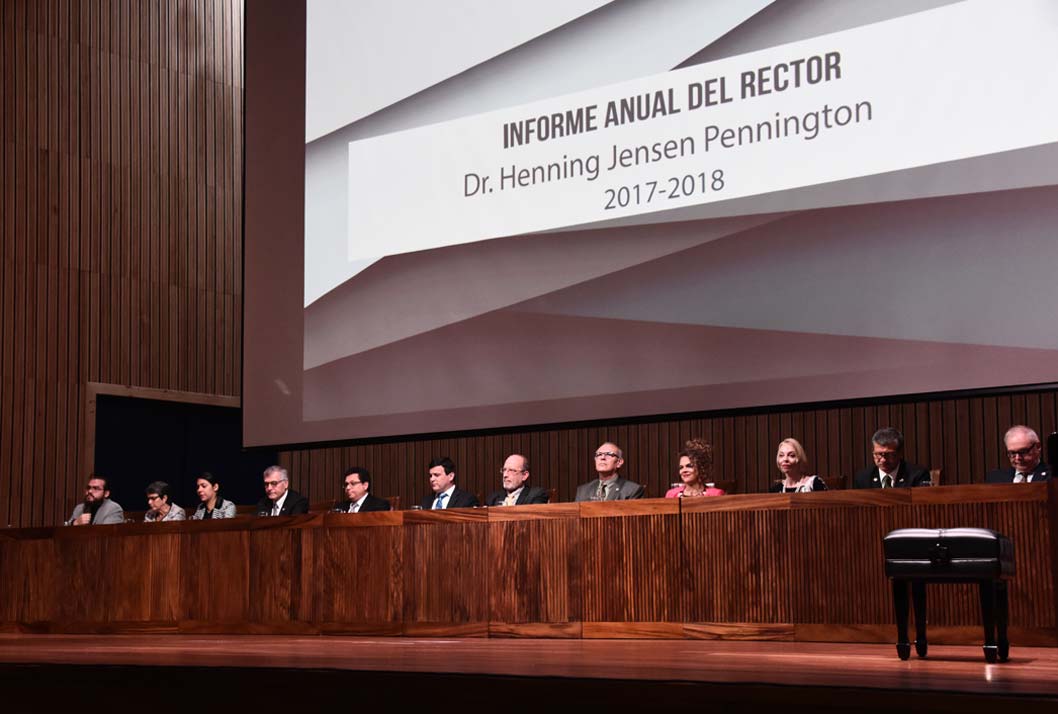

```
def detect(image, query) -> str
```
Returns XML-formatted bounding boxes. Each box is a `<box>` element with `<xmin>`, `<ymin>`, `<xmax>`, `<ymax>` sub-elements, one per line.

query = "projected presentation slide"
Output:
<box><xmin>243</xmin><ymin>0</ymin><xmax>1058</xmax><ymax>447</ymax></box>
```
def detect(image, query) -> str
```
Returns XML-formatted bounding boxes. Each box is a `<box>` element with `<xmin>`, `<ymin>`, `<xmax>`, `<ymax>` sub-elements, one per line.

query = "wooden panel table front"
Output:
<box><xmin>0</xmin><ymin>484</ymin><xmax>1053</xmax><ymax>644</ymax></box>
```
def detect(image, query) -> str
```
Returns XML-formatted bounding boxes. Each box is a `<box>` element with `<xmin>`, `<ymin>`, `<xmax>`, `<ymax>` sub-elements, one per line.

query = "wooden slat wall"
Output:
<box><xmin>1</xmin><ymin>0</ymin><xmax>243</xmax><ymax>527</ymax></box>
<box><xmin>4</xmin><ymin>1</ymin><xmax>1058</xmax><ymax>532</ymax></box>
<box><xmin>283</xmin><ymin>389</ymin><xmax>1058</xmax><ymax>510</ymax></box>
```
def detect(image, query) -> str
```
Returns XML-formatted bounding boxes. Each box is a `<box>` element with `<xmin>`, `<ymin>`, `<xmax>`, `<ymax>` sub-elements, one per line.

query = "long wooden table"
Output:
<box><xmin>2</xmin><ymin>484</ymin><xmax>1056</xmax><ymax>644</ymax></box>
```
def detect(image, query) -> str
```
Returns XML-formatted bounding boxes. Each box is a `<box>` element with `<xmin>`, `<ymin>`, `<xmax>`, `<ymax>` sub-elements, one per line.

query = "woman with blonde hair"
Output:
<box><xmin>770</xmin><ymin>438</ymin><xmax>827</xmax><ymax>493</ymax></box>
<box><xmin>666</xmin><ymin>438</ymin><xmax>725</xmax><ymax>498</ymax></box>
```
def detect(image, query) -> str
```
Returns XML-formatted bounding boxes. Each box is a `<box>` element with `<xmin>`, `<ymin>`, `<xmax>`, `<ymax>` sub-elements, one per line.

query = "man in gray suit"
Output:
<box><xmin>66</xmin><ymin>475</ymin><xmax>124</xmax><ymax>526</ymax></box>
<box><xmin>575</xmin><ymin>442</ymin><xmax>645</xmax><ymax>502</ymax></box>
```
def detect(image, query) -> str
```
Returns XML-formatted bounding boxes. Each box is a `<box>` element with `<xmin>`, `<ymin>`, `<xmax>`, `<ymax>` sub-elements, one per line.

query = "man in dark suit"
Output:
<box><xmin>255</xmin><ymin>465</ymin><xmax>310</xmax><ymax>516</ymax></box>
<box><xmin>574</xmin><ymin>441</ymin><xmax>645</xmax><ymax>501</ymax></box>
<box><xmin>486</xmin><ymin>454</ymin><xmax>549</xmax><ymax>506</ymax></box>
<box><xmin>339</xmin><ymin>466</ymin><xmax>391</xmax><ymax>512</ymax></box>
<box><xmin>420</xmin><ymin>457</ymin><xmax>480</xmax><ymax>509</ymax></box>
<box><xmin>853</xmin><ymin>427</ymin><xmax>931</xmax><ymax>489</ymax></box>
<box><xmin>985</xmin><ymin>425</ymin><xmax>1050</xmax><ymax>483</ymax></box>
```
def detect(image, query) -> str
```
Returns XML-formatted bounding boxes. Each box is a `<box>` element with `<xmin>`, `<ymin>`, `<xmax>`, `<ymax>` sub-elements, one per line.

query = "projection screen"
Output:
<box><xmin>244</xmin><ymin>0</ymin><xmax>1058</xmax><ymax>447</ymax></box>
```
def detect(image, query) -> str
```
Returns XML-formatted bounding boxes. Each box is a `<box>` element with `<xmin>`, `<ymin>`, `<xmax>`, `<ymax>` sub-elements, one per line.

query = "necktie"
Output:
<box><xmin>881</xmin><ymin>474</ymin><xmax>892</xmax><ymax>489</ymax></box>
<box><xmin>433</xmin><ymin>492</ymin><xmax>448</xmax><ymax>509</ymax></box>
<box><xmin>352</xmin><ymin>501</ymin><xmax>360</xmax><ymax>512</ymax></box>
<box><xmin>1014</xmin><ymin>473</ymin><xmax>1026</xmax><ymax>484</ymax></box>
<box><xmin>271</xmin><ymin>502</ymin><xmax>280</xmax><ymax>516</ymax></box>
<box><xmin>595</xmin><ymin>481</ymin><xmax>606</xmax><ymax>500</ymax></box>
<box><xmin>503</xmin><ymin>492</ymin><xmax>516</xmax><ymax>506</ymax></box>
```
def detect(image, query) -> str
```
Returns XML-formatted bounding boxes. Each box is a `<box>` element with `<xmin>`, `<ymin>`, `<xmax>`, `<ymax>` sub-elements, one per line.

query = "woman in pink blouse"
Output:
<box><xmin>666</xmin><ymin>438</ymin><xmax>726</xmax><ymax>498</ymax></box>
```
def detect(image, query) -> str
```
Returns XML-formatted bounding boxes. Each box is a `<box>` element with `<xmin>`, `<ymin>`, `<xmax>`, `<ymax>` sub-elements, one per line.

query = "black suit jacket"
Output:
<box><xmin>420</xmin><ymin>487</ymin><xmax>479</xmax><ymax>510</ymax></box>
<box><xmin>485</xmin><ymin>485</ymin><xmax>549</xmax><ymax>506</ymax></box>
<box><xmin>255</xmin><ymin>489</ymin><xmax>310</xmax><ymax>516</ymax></box>
<box><xmin>985</xmin><ymin>462</ymin><xmax>1050</xmax><ymax>484</ymax></box>
<box><xmin>340</xmin><ymin>493</ymin><xmax>392</xmax><ymax>512</ymax></box>
<box><xmin>853</xmin><ymin>462</ymin><xmax>931</xmax><ymax>489</ymax></box>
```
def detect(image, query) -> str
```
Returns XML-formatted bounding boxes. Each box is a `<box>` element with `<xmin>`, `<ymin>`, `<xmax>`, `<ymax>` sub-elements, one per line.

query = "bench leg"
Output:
<box><xmin>996</xmin><ymin>580</ymin><xmax>1010</xmax><ymax>662</ymax></box>
<box><xmin>892</xmin><ymin>578</ymin><xmax>911</xmax><ymax>660</ymax></box>
<box><xmin>911</xmin><ymin>581</ymin><xmax>928</xmax><ymax>658</ymax></box>
<box><xmin>979</xmin><ymin>580</ymin><xmax>998</xmax><ymax>663</ymax></box>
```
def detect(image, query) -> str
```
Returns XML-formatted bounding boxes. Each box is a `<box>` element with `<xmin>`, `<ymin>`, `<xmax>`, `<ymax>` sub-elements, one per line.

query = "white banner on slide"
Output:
<box><xmin>347</xmin><ymin>0</ymin><xmax>1058</xmax><ymax>262</ymax></box>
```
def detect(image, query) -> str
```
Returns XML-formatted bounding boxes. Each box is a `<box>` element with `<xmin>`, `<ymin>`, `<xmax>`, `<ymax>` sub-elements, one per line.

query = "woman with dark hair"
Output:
<box><xmin>144</xmin><ymin>481</ymin><xmax>186</xmax><ymax>521</ymax></box>
<box><xmin>769</xmin><ymin>438</ymin><xmax>828</xmax><ymax>493</ymax></box>
<box><xmin>191</xmin><ymin>472</ymin><xmax>237</xmax><ymax>520</ymax></box>
<box><xmin>666</xmin><ymin>438</ymin><xmax>726</xmax><ymax>498</ymax></box>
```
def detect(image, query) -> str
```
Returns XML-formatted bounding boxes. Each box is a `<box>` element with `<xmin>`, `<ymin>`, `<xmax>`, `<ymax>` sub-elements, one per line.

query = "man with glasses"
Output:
<box><xmin>986</xmin><ymin>425</ymin><xmax>1049</xmax><ymax>483</ymax></box>
<box><xmin>255</xmin><ymin>465</ymin><xmax>310</xmax><ymax>516</ymax></box>
<box><xmin>65</xmin><ymin>474</ymin><xmax>124</xmax><ymax>525</ymax></box>
<box><xmin>338</xmin><ymin>466</ymin><xmax>391</xmax><ymax>512</ymax></box>
<box><xmin>575</xmin><ymin>442</ymin><xmax>645</xmax><ymax>501</ymax></box>
<box><xmin>486</xmin><ymin>454</ymin><xmax>549</xmax><ymax>506</ymax></box>
<box><xmin>853</xmin><ymin>427</ymin><xmax>931</xmax><ymax>489</ymax></box>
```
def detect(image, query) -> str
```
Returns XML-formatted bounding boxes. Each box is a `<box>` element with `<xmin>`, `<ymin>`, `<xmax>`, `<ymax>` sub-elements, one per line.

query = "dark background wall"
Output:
<box><xmin>94</xmin><ymin>395</ymin><xmax>274</xmax><ymax>514</ymax></box>
<box><xmin>2</xmin><ymin>1</ymin><xmax>1055</xmax><ymax>527</ymax></box>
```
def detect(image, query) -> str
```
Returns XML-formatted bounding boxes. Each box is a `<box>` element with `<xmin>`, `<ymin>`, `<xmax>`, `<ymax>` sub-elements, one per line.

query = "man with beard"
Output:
<box><xmin>66</xmin><ymin>475</ymin><xmax>125</xmax><ymax>525</ymax></box>
<box><xmin>486</xmin><ymin>454</ymin><xmax>549</xmax><ymax>506</ymax></box>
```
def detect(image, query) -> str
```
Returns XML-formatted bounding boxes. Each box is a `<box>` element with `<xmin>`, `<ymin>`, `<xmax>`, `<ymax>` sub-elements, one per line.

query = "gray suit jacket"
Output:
<box><xmin>66</xmin><ymin>498</ymin><xmax>124</xmax><ymax>525</ymax></box>
<box><xmin>575</xmin><ymin>477</ymin><xmax>645</xmax><ymax>502</ymax></box>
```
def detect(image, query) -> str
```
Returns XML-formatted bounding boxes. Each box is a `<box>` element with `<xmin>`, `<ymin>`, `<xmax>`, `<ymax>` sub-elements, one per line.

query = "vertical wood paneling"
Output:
<box><xmin>2</xmin><ymin>0</ymin><xmax>243</xmax><ymax>527</ymax></box>
<box><xmin>402</xmin><ymin>510</ymin><xmax>489</xmax><ymax>632</ymax></box>
<box><xmin>310</xmin><ymin>515</ymin><xmax>404</xmax><ymax>632</ymax></box>
<box><xmin>580</xmin><ymin>502</ymin><xmax>682</xmax><ymax>623</ymax></box>
<box><xmin>278</xmin><ymin>386</ymin><xmax>1058</xmax><ymax>509</ymax></box>
<box><xmin>488</xmin><ymin>504</ymin><xmax>580</xmax><ymax>627</ymax></box>
<box><xmin>6</xmin><ymin>1</ymin><xmax>1058</xmax><ymax>530</ymax></box>
<box><xmin>0</xmin><ymin>486</ymin><xmax>1053</xmax><ymax>643</ymax></box>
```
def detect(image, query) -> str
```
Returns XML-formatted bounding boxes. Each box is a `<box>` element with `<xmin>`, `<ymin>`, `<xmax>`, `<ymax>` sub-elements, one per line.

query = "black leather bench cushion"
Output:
<box><xmin>884</xmin><ymin>528</ymin><xmax>1014</xmax><ymax>579</ymax></box>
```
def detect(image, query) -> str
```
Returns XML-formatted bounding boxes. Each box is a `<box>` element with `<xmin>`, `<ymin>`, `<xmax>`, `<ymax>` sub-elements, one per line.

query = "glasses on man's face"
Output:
<box><xmin>146</xmin><ymin>495</ymin><xmax>161</xmax><ymax>502</ymax></box>
<box><xmin>872</xmin><ymin>450</ymin><xmax>898</xmax><ymax>461</ymax></box>
<box><xmin>86</xmin><ymin>485</ymin><xmax>104</xmax><ymax>491</ymax></box>
<box><xmin>264</xmin><ymin>480</ymin><xmax>284</xmax><ymax>488</ymax></box>
<box><xmin>500</xmin><ymin>468</ymin><xmax>525</xmax><ymax>475</ymax></box>
<box><xmin>595</xmin><ymin>452</ymin><xmax>619</xmax><ymax>459</ymax></box>
<box><xmin>345</xmin><ymin>480</ymin><xmax>363</xmax><ymax>487</ymax></box>
<box><xmin>1007</xmin><ymin>445</ymin><xmax>1039</xmax><ymax>459</ymax></box>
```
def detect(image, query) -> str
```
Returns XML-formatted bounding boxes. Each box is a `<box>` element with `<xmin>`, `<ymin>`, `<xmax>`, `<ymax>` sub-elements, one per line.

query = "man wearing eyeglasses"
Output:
<box><xmin>486</xmin><ymin>454</ymin><xmax>549</xmax><ymax>506</ymax></box>
<box><xmin>575</xmin><ymin>442</ymin><xmax>645</xmax><ymax>501</ymax></box>
<box><xmin>255</xmin><ymin>465</ymin><xmax>310</xmax><ymax>516</ymax></box>
<box><xmin>986</xmin><ymin>425</ymin><xmax>1049</xmax><ymax>483</ymax></box>
<box><xmin>339</xmin><ymin>466</ymin><xmax>392</xmax><ymax>512</ymax></box>
<box><xmin>853</xmin><ymin>427</ymin><xmax>931</xmax><ymax>489</ymax></box>
<box><xmin>65</xmin><ymin>474</ymin><xmax>125</xmax><ymax>525</ymax></box>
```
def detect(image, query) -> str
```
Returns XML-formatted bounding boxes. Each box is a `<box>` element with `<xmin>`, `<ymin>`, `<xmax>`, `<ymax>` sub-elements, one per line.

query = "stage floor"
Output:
<box><xmin>2</xmin><ymin>634</ymin><xmax>1058</xmax><ymax>708</ymax></box>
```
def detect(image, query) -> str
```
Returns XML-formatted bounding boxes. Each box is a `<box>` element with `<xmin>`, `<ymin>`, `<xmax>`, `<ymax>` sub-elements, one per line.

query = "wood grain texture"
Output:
<box><xmin>0</xmin><ymin>487</ymin><xmax>1055</xmax><ymax>644</ymax></box>
<box><xmin>5</xmin><ymin>1</ymin><xmax>1058</xmax><ymax>554</ymax></box>
<box><xmin>402</xmin><ymin>511</ymin><xmax>489</xmax><ymax>629</ymax></box>
<box><xmin>1</xmin><ymin>0</ymin><xmax>243</xmax><ymax>528</ymax></box>
<box><xmin>488</xmin><ymin>503</ymin><xmax>580</xmax><ymax>625</ymax></box>
<box><xmin>309</xmin><ymin>517</ymin><xmax>403</xmax><ymax>628</ymax></box>
<box><xmin>581</xmin><ymin>505</ymin><xmax>683</xmax><ymax>623</ymax></box>
<box><xmin>5</xmin><ymin>635</ymin><xmax>1058</xmax><ymax>708</ymax></box>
